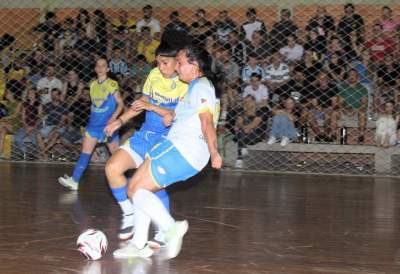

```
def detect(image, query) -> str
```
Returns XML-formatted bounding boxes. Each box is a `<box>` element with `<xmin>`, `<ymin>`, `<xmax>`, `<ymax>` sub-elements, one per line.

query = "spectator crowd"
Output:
<box><xmin>0</xmin><ymin>4</ymin><xmax>399</xmax><ymax>166</ymax></box>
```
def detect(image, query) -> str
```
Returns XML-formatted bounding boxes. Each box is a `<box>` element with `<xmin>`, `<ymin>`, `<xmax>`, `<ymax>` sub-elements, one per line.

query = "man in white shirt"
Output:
<box><xmin>265</xmin><ymin>52</ymin><xmax>290</xmax><ymax>101</ymax></box>
<box><xmin>279</xmin><ymin>35</ymin><xmax>304</xmax><ymax>64</ymax></box>
<box><xmin>136</xmin><ymin>5</ymin><xmax>161</xmax><ymax>40</ymax></box>
<box><xmin>243</xmin><ymin>73</ymin><xmax>269</xmax><ymax>109</ymax></box>
<box><xmin>240</xmin><ymin>8</ymin><xmax>267</xmax><ymax>42</ymax></box>
<box><xmin>36</xmin><ymin>63</ymin><xmax>63</xmax><ymax>104</ymax></box>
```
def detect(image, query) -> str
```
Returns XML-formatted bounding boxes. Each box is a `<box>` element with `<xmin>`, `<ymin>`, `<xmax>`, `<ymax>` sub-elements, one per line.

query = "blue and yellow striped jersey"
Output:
<box><xmin>142</xmin><ymin>68</ymin><xmax>187</xmax><ymax>133</ymax></box>
<box><xmin>87</xmin><ymin>78</ymin><xmax>119</xmax><ymax>131</ymax></box>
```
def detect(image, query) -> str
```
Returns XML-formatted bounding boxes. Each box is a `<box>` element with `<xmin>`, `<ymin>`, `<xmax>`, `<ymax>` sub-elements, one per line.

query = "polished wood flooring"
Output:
<box><xmin>1</xmin><ymin>163</ymin><xmax>400</xmax><ymax>274</ymax></box>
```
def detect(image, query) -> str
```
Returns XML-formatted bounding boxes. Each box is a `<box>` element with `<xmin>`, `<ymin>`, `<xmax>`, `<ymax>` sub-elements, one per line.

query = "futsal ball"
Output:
<box><xmin>76</xmin><ymin>229</ymin><xmax>108</xmax><ymax>260</ymax></box>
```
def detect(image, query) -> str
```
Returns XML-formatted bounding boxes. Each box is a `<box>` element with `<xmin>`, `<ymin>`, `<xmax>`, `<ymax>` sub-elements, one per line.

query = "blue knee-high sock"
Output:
<box><xmin>155</xmin><ymin>189</ymin><xmax>170</xmax><ymax>212</ymax></box>
<box><xmin>72</xmin><ymin>153</ymin><xmax>91</xmax><ymax>183</ymax></box>
<box><xmin>111</xmin><ymin>184</ymin><xmax>134</xmax><ymax>216</ymax></box>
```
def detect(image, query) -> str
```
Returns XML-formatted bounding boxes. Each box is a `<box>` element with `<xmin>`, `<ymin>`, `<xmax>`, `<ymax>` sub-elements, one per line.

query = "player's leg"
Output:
<box><xmin>114</xmin><ymin>141</ymin><xmax>196</xmax><ymax>258</ymax></box>
<box><xmin>58</xmin><ymin>134</ymin><xmax>98</xmax><ymax>190</ymax></box>
<box><xmin>105</xmin><ymin>148</ymin><xmax>137</xmax><ymax>240</ymax></box>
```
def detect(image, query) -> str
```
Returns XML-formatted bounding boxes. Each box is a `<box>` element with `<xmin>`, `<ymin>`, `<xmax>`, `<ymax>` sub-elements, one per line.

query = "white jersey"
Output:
<box><xmin>167</xmin><ymin>77</ymin><xmax>218</xmax><ymax>171</ymax></box>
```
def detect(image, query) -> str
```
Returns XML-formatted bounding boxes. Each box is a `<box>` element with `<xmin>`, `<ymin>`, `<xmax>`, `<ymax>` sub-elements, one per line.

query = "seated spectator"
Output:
<box><xmin>217</xmin><ymin>46</ymin><xmax>240</xmax><ymax>86</ymax></box>
<box><xmin>376</xmin><ymin>54</ymin><xmax>400</xmax><ymax>88</ymax></box>
<box><xmin>130</xmin><ymin>54</ymin><xmax>151</xmax><ymax>89</ymax></box>
<box><xmin>279</xmin><ymin>35</ymin><xmax>304</xmax><ymax>64</ymax></box>
<box><xmin>234</xmin><ymin>95</ymin><xmax>268</xmax><ymax>168</ymax></box>
<box><xmin>337</xmin><ymin>3</ymin><xmax>365</xmax><ymax>49</ymax></box>
<box><xmin>375</xmin><ymin>101</ymin><xmax>397</xmax><ymax>148</ymax></box>
<box><xmin>265</xmin><ymin>53</ymin><xmax>290</xmax><ymax>97</ymax></box>
<box><xmin>26</xmin><ymin>49</ymin><xmax>48</xmax><ymax>85</ymax></box>
<box><xmin>220</xmin><ymin>83</ymin><xmax>241</xmax><ymax>134</ymax></box>
<box><xmin>213</xmin><ymin>10</ymin><xmax>237</xmax><ymax>44</ymax></box>
<box><xmin>270</xmin><ymin>9</ymin><xmax>298</xmax><ymax>52</ymax></box>
<box><xmin>59</xmin><ymin>47</ymin><xmax>81</xmax><ymax>74</ymax></box>
<box><xmin>324</xmin><ymin>36</ymin><xmax>345</xmax><ymax>61</ymax></box>
<box><xmin>331</xmin><ymin>69</ymin><xmax>368</xmax><ymax>143</ymax></box>
<box><xmin>267</xmin><ymin>97</ymin><xmax>299</xmax><ymax>146</ymax></box>
<box><xmin>365</xmin><ymin>23</ymin><xmax>395</xmax><ymax>64</ymax></box>
<box><xmin>109</xmin><ymin>10</ymin><xmax>135</xmax><ymax>57</ymax></box>
<box><xmin>75</xmin><ymin>9</ymin><xmax>96</xmax><ymax>40</ymax></box>
<box><xmin>324</xmin><ymin>52</ymin><xmax>346</xmax><ymax>84</ymax></box>
<box><xmin>296</xmin><ymin>50</ymin><xmax>323</xmax><ymax>88</ymax></box>
<box><xmin>36</xmin><ymin>63</ymin><xmax>63</xmax><ymax>105</ymax></box>
<box><xmin>306</xmin><ymin>6</ymin><xmax>336</xmax><ymax>38</ymax></box>
<box><xmin>32</xmin><ymin>11</ymin><xmax>62</xmax><ymax>54</ymax></box>
<box><xmin>136</xmin><ymin>5</ymin><xmax>161</xmax><ymax>40</ymax></box>
<box><xmin>247</xmin><ymin>30</ymin><xmax>271</xmax><ymax>63</ymax></box>
<box><xmin>241</xmin><ymin>53</ymin><xmax>265</xmax><ymax>84</ymax></box>
<box><xmin>190</xmin><ymin>9</ymin><xmax>213</xmax><ymax>46</ymax></box>
<box><xmin>275</xmin><ymin>68</ymin><xmax>307</xmax><ymax>104</ymax></box>
<box><xmin>228</xmin><ymin>30</ymin><xmax>247</xmax><ymax>68</ymax></box>
<box><xmin>93</xmin><ymin>10</ymin><xmax>109</xmax><ymax>55</ymax></box>
<box><xmin>137</xmin><ymin>26</ymin><xmax>160</xmax><ymax>64</ymax></box>
<box><xmin>0</xmin><ymin>89</ymin><xmax>22</xmax><ymax>158</ymax></box>
<box><xmin>302</xmin><ymin>70</ymin><xmax>338</xmax><ymax>140</ymax></box>
<box><xmin>304</xmin><ymin>29</ymin><xmax>327</xmax><ymax>60</ymax></box>
<box><xmin>13</xmin><ymin>88</ymin><xmax>41</xmax><ymax>159</ymax></box>
<box><xmin>375</xmin><ymin>84</ymin><xmax>396</xmax><ymax>113</ymax></box>
<box><xmin>164</xmin><ymin>11</ymin><xmax>189</xmax><ymax>34</ymax></box>
<box><xmin>243</xmin><ymin>73</ymin><xmax>269</xmax><ymax>109</ymax></box>
<box><xmin>240</xmin><ymin>8</ymin><xmax>267</xmax><ymax>42</ymax></box>
<box><xmin>342</xmin><ymin>31</ymin><xmax>363</xmax><ymax>61</ymax></box>
<box><xmin>36</xmin><ymin>88</ymin><xmax>69</xmax><ymax>159</ymax></box>
<box><xmin>109</xmin><ymin>47</ymin><xmax>129</xmax><ymax>78</ymax></box>
<box><xmin>379</xmin><ymin>6</ymin><xmax>399</xmax><ymax>37</ymax></box>
<box><xmin>111</xmin><ymin>10</ymin><xmax>136</xmax><ymax>34</ymax></box>
<box><xmin>44</xmin><ymin>86</ymin><xmax>91</xmax><ymax>156</ymax></box>
<box><xmin>61</xmin><ymin>70</ymin><xmax>84</xmax><ymax>102</ymax></box>
<box><xmin>56</xmin><ymin>30</ymin><xmax>78</xmax><ymax>56</ymax></box>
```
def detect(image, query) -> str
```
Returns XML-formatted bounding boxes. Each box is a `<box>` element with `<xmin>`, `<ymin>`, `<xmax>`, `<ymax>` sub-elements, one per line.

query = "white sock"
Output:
<box><xmin>133</xmin><ymin>189</ymin><xmax>175</xmax><ymax>232</ymax></box>
<box><xmin>132</xmin><ymin>206</ymin><xmax>150</xmax><ymax>249</ymax></box>
<box><xmin>119</xmin><ymin>199</ymin><xmax>134</xmax><ymax>216</ymax></box>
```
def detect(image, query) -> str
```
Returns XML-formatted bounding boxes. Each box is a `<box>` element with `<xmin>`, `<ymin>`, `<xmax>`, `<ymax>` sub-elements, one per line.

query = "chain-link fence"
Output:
<box><xmin>0</xmin><ymin>1</ymin><xmax>399</xmax><ymax>176</ymax></box>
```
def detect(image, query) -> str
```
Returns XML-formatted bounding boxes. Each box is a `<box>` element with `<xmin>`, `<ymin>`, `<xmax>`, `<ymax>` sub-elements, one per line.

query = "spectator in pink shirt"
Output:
<box><xmin>380</xmin><ymin>6</ymin><xmax>399</xmax><ymax>36</ymax></box>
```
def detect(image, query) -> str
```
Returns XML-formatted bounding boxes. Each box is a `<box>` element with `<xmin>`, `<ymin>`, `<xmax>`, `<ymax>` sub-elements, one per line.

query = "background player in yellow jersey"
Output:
<box><xmin>104</xmin><ymin>41</ymin><xmax>188</xmax><ymax>242</ymax></box>
<box><xmin>58</xmin><ymin>58</ymin><xmax>124</xmax><ymax>191</ymax></box>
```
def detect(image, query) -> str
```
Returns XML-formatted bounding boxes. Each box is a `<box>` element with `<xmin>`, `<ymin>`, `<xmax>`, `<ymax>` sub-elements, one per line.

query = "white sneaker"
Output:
<box><xmin>235</xmin><ymin>159</ymin><xmax>243</xmax><ymax>168</ymax></box>
<box><xmin>280</xmin><ymin>137</ymin><xmax>290</xmax><ymax>146</ymax></box>
<box><xmin>240</xmin><ymin>148</ymin><xmax>249</xmax><ymax>157</ymax></box>
<box><xmin>164</xmin><ymin>220</ymin><xmax>189</xmax><ymax>259</ymax></box>
<box><xmin>119</xmin><ymin>213</ymin><xmax>134</xmax><ymax>240</ymax></box>
<box><xmin>58</xmin><ymin>176</ymin><xmax>79</xmax><ymax>191</ymax></box>
<box><xmin>267</xmin><ymin>136</ymin><xmax>277</xmax><ymax>145</ymax></box>
<box><xmin>113</xmin><ymin>242</ymin><xmax>154</xmax><ymax>259</ymax></box>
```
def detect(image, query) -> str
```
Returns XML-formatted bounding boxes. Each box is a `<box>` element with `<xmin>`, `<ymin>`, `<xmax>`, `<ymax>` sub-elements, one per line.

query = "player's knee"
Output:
<box><xmin>105</xmin><ymin>158</ymin><xmax>122</xmax><ymax>177</ymax></box>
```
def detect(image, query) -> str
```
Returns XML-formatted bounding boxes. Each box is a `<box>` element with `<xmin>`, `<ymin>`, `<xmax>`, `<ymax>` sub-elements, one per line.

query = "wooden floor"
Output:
<box><xmin>1</xmin><ymin>163</ymin><xmax>400</xmax><ymax>274</ymax></box>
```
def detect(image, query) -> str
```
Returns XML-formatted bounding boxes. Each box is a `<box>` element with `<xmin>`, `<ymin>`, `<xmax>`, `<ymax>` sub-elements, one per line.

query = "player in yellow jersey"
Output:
<box><xmin>104</xmin><ymin>41</ymin><xmax>188</xmax><ymax>242</ymax></box>
<box><xmin>58</xmin><ymin>58</ymin><xmax>124</xmax><ymax>191</ymax></box>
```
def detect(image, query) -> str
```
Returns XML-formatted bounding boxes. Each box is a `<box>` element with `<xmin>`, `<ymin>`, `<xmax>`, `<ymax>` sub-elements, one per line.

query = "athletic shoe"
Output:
<box><xmin>113</xmin><ymin>243</ymin><xmax>154</xmax><ymax>259</ymax></box>
<box><xmin>267</xmin><ymin>136</ymin><xmax>277</xmax><ymax>145</ymax></box>
<box><xmin>280</xmin><ymin>137</ymin><xmax>290</xmax><ymax>147</ymax></box>
<box><xmin>119</xmin><ymin>213</ymin><xmax>134</xmax><ymax>240</ymax></box>
<box><xmin>235</xmin><ymin>159</ymin><xmax>243</xmax><ymax>168</ymax></box>
<box><xmin>164</xmin><ymin>220</ymin><xmax>189</xmax><ymax>259</ymax></box>
<box><xmin>147</xmin><ymin>231</ymin><xmax>166</xmax><ymax>249</ymax></box>
<box><xmin>58</xmin><ymin>176</ymin><xmax>79</xmax><ymax>191</ymax></box>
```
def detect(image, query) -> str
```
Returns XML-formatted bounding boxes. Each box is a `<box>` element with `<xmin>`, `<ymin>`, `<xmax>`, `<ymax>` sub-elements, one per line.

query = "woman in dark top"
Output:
<box><xmin>62</xmin><ymin>70</ymin><xmax>83</xmax><ymax>101</ymax></box>
<box><xmin>14</xmin><ymin>88</ymin><xmax>41</xmax><ymax>158</ymax></box>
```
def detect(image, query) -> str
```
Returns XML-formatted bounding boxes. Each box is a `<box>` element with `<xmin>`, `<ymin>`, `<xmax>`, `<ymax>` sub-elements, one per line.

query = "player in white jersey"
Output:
<box><xmin>112</xmin><ymin>45</ymin><xmax>222</xmax><ymax>259</ymax></box>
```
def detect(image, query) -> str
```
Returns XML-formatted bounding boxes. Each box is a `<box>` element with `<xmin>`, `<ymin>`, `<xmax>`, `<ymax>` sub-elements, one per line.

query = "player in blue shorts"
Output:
<box><xmin>58</xmin><ymin>58</ymin><xmax>124</xmax><ymax>191</ymax></box>
<box><xmin>112</xmin><ymin>44</ymin><xmax>222</xmax><ymax>259</ymax></box>
<box><xmin>104</xmin><ymin>42</ymin><xmax>188</xmax><ymax>241</ymax></box>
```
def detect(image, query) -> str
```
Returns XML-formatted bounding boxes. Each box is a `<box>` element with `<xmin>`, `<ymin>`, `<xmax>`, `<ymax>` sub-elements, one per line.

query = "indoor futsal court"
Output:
<box><xmin>1</xmin><ymin>162</ymin><xmax>400</xmax><ymax>274</ymax></box>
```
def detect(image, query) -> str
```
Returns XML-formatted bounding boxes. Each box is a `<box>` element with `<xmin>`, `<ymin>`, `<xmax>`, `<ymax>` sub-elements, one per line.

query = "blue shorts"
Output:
<box><xmin>120</xmin><ymin>130</ymin><xmax>165</xmax><ymax>166</ymax></box>
<box><xmin>85</xmin><ymin>128</ymin><xmax>119</xmax><ymax>144</ymax></box>
<box><xmin>148</xmin><ymin>140</ymin><xmax>198</xmax><ymax>188</ymax></box>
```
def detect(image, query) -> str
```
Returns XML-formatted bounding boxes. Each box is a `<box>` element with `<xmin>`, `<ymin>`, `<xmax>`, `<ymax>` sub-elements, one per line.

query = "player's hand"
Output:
<box><xmin>163</xmin><ymin>113</ymin><xmax>174</xmax><ymax>127</ymax></box>
<box><xmin>211</xmin><ymin>152</ymin><xmax>223</xmax><ymax>169</ymax></box>
<box><xmin>131</xmin><ymin>100</ymin><xmax>152</xmax><ymax>112</ymax></box>
<box><xmin>104</xmin><ymin>119</ymin><xmax>122</xmax><ymax>136</ymax></box>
